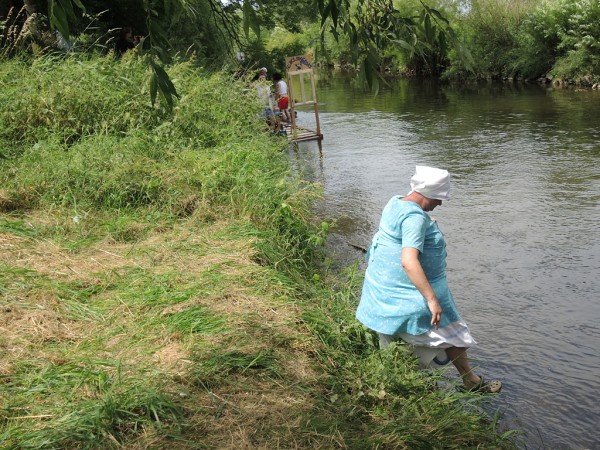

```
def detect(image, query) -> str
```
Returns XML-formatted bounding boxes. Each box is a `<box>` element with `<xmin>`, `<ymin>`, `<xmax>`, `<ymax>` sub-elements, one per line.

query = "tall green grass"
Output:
<box><xmin>1</xmin><ymin>360</ymin><xmax>184</xmax><ymax>449</ymax></box>
<box><xmin>295</xmin><ymin>264</ymin><xmax>520</xmax><ymax>448</ymax></box>
<box><xmin>0</xmin><ymin>54</ymin><xmax>321</xmax><ymax>267</ymax></box>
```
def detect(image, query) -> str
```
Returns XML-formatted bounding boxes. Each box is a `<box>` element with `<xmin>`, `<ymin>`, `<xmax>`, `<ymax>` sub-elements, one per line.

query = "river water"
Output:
<box><xmin>287</xmin><ymin>75</ymin><xmax>600</xmax><ymax>449</ymax></box>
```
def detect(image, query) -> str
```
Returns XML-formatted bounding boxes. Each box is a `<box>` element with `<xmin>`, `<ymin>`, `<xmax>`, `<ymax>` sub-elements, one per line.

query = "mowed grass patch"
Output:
<box><xmin>1</xmin><ymin>359</ymin><xmax>184</xmax><ymax>450</ymax></box>
<box><xmin>0</xmin><ymin>213</ymin><xmax>326</xmax><ymax>448</ymax></box>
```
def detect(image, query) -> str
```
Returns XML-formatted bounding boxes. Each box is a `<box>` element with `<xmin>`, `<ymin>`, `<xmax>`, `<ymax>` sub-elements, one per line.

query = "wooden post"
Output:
<box><xmin>310</xmin><ymin>70</ymin><xmax>321</xmax><ymax>138</ymax></box>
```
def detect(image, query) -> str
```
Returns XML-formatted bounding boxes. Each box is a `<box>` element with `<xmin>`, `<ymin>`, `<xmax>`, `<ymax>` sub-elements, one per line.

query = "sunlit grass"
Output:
<box><xmin>163</xmin><ymin>306</ymin><xmax>226</xmax><ymax>335</ymax></box>
<box><xmin>1</xmin><ymin>359</ymin><xmax>184</xmax><ymax>449</ymax></box>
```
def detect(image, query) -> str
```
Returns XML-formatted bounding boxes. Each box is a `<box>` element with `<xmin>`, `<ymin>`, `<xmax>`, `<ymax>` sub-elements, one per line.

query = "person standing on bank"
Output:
<box><xmin>356</xmin><ymin>166</ymin><xmax>502</xmax><ymax>393</ymax></box>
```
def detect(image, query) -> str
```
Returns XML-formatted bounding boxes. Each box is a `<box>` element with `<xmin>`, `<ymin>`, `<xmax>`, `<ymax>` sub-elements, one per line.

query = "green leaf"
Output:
<box><xmin>424</xmin><ymin>14</ymin><xmax>434</xmax><ymax>43</ymax></box>
<box><xmin>71</xmin><ymin>0</ymin><xmax>86</xmax><ymax>11</ymax></box>
<box><xmin>394</xmin><ymin>39</ymin><xmax>415</xmax><ymax>54</ymax></box>
<box><xmin>361</xmin><ymin>51</ymin><xmax>380</xmax><ymax>94</ymax></box>
<box><xmin>437</xmin><ymin>30</ymin><xmax>447</xmax><ymax>56</ymax></box>
<box><xmin>330</xmin><ymin>0</ymin><xmax>339</xmax><ymax>29</ymax></box>
<box><xmin>151</xmin><ymin>45</ymin><xmax>169</xmax><ymax>64</ymax></box>
<box><xmin>149</xmin><ymin>20</ymin><xmax>168</xmax><ymax>46</ymax></box>
<box><xmin>242</xmin><ymin>0</ymin><xmax>260</xmax><ymax>39</ymax></box>
<box><xmin>330</xmin><ymin>25</ymin><xmax>340</xmax><ymax>42</ymax></box>
<box><xmin>57</xmin><ymin>0</ymin><xmax>76</xmax><ymax>20</ymax></box>
<box><xmin>242</xmin><ymin>1</ymin><xmax>250</xmax><ymax>38</ymax></box>
<box><xmin>318</xmin><ymin>0</ymin><xmax>325</xmax><ymax>16</ymax></box>
<box><xmin>427</xmin><ymin>7</ymin><xmax>449</xmax><ymax>25</ymax></box>
<box><xmin>150</xmin><ymin>61</ymin><xmax>179</xmax><ymax>112</ymax></box>
<box><xmin>321</xmin><ymin>2</ymin><xmax>332</xmax><ymax>29</ymax></box>
<box><xmin>49</xmin><ymin>0</ymin><xmax>70</xmax><ymax>40</ymax></box>
<box><xmin>154</xmin><ymin>64</ymin><xmax>178</xmax><ymax>96</ymax></box>
<box><xmin>149</xmin><ymin>72</ymin><xmax>158</xmax><ymax>107</ymax></box>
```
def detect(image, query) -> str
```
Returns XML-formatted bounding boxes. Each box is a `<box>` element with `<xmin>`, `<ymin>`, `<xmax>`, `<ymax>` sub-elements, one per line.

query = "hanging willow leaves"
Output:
<box><xmin>242</xmin><ymin>0</ymin><xmax>261</xmax><ymax>39</ymax></box>
<box><xmin>319</xmin><ymin>0</ymin><xmax>474</xmax><ymax>89</ymax></box>
<box><xmin>48</xmin><ymin>0</ymin><xmax>85</xmax><ymax>40</ymax></box>
<box><xmin>149</xmin><ymin>59</ymin><xmax>180</xmax><ymax>110</ymax></box>
<box><xmin>44</xmin><ymin>0</ymin><xmax>194</xmax><ymax>112</ymax></box>
<box><xmin>149</xmin><ymin>71</ymin><xmax>158</xmax><ymax>107</ymax></box>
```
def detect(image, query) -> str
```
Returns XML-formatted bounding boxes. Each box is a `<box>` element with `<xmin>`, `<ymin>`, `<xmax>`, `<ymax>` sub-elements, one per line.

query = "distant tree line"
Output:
<box><xmin>2</xmin><ymin>0</ymin><xmax>597</xmax><ymax>88</ymax></box>
<box><xmin>316</xmin><ymin>0</ymin><xmax>599</xmax><ymax>84</ymax></box>
<box><xmin>444</xmin><ymin>0</ymin><xmax>600</xmax><ymax>84</ymax></box>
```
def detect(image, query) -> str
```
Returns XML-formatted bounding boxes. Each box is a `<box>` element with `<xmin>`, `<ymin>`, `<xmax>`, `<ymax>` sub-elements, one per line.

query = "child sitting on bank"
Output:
<box><xmin>253</xmin><ymin>72</ymin><xmax>284</xmax><ymax>135</ymax></box>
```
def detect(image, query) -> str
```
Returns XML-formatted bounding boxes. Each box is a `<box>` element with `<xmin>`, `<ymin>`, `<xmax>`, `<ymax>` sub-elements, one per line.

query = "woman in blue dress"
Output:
<box><xmin>356</xmin><ymin>166</ymin><xmax>501</xmax><ymax>393</ymax></box>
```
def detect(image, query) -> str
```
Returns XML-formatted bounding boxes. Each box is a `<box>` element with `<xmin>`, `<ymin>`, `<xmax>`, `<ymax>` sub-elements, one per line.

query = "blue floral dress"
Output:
<box><xmin>356</xmin><ymin>197</ymin><xmax>463</xmax><ymax>336</ymax></box>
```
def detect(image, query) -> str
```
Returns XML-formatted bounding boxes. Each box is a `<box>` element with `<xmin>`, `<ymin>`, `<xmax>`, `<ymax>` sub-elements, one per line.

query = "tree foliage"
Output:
<box><xmin>3</xmin><ymin>0</ymin><xmax>598</xmax><ymax>106</ymax></box>
<box><xmin>255</xmin><ymin>0</ymin><xmax>319</xmax><ymax>33</ymax></box>
<box><xmin>1</xmin><ymin>0</ymin><xmax>322</xmax><ymax>107</ymax></box>
<box><xmin>317</xmin><ymin>0</ymin><xmax>473</xmax><ymax>90</ymax></box>
<box><xmin>2</xmin><ymin>0</ymin><xmax>245</xmax><ymax>109</ymax></box>
<box><xmin>445</xmin><ymin>0</ymin><xmax>600</xmax><ymax>82</ymax></box>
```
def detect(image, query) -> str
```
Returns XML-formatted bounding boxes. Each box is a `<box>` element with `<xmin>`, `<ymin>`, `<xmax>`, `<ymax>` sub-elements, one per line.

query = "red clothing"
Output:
<box><xmin>277</xmin><ymin>96</ymin><xmax>289</xmax><ymax>110</ymax></box>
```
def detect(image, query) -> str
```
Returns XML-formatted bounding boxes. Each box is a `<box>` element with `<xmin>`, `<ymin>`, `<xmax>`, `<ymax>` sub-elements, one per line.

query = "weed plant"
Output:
<box><xmin>0</xmin><ymin>54</ymin><xmax>517</xmax><ymax>448</ymax></box>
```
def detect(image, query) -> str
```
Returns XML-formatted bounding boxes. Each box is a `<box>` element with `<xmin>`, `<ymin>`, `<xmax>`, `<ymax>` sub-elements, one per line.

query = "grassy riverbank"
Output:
<box><xmin>0</xmin><ymin>55</ymin><xmax>518</xmax><ymax>449</ymax></box>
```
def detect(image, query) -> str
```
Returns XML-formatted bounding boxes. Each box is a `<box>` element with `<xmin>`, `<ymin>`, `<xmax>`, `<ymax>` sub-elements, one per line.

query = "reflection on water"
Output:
<box><xmin>288</xmin><ymin>76</ymin><xmax>600</xmax><ymax>449</ymax></box>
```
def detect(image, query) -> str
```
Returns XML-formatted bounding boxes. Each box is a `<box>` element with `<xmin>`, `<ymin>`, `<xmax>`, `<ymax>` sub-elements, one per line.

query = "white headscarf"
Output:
<box><xmin>409</xmin><ymin>166</ymin><xmax>451</xmax><ymax>201</ymax></box>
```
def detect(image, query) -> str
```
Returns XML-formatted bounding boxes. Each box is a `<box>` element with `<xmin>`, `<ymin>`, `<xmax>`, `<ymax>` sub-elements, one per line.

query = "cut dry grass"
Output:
<box><xmin>0</xmin><ymin>211</ymin><xmax>328</xmax><ymax>449</ymax></box>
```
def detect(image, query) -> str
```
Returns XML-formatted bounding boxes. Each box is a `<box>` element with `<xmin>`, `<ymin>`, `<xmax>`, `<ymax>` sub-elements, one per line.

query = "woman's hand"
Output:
<box><xmin>427</xmin><ymin>298</ymin><xmax>442</xmax><ymax>329</ymax></box>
